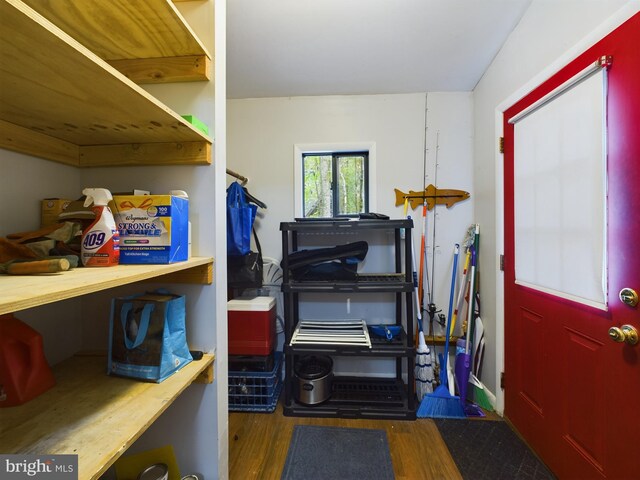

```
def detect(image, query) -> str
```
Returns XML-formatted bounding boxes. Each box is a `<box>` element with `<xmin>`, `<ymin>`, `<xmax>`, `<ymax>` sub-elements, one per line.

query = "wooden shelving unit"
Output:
<box><xmin>0</xmin><ymin>353</ymin><xmax>215</xmax><ymax>480</ymax></box>
<box><xmin>0</xmin><ymin>256</ymin><xmax>213</xmax><ymax>315</ymax></box>
<box><xmin>0</xmin><ymin>1</ymin><xmax>219</xmax><ymax>476</ymax></box>
<box><xmin>0</xmin><ymin>0</ymin><xmax>213</xmax><ymax>167</ymax></box>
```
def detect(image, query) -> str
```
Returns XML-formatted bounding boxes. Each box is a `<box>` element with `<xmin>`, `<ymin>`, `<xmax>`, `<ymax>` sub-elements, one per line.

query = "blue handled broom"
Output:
<box><xmin>417</xmin><ymin>244</ymin><xmax>465</xmax><ymax>418</ymax></box>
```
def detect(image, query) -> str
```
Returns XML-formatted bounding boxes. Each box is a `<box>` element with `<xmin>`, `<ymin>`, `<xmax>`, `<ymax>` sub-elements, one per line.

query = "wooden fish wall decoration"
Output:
<box><xmin>394</xmin><ymin>184</ymin><xmax>470</xmax><ymax>210</ymax></box>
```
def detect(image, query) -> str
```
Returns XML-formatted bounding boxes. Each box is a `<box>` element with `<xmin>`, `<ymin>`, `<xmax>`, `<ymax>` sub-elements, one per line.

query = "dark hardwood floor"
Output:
<box><xmin>229</xmin><ymin>401</ymin><xmax>500</xmax><ymax>479</ymax></box>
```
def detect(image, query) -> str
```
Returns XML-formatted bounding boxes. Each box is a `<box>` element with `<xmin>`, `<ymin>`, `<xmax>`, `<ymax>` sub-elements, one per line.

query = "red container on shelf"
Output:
<box><xmin>0</xmin><ymin>314</ymin><xmax>56</xmax><ymax>407</ymax></box>
<box><xmin>228</xmin><ymin>296</ymin><xmax>276</xmax><ymax>355</ymax></box>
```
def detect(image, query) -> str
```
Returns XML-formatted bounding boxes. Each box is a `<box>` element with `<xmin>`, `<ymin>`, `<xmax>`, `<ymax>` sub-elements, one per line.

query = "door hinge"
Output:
<box><xmin>499</xmin><ymin>136</ymin><xmax>505</xmax><ymax>154</ymax></box>
<box><xmin>499</xmin><ymin>254</ymin><xmax>504</xmax><ymax>271</ymax></box>
<box><xmin>500</xmin><ymin>372</ymin><xmax>505</xmax><ymax>390</ymax></box>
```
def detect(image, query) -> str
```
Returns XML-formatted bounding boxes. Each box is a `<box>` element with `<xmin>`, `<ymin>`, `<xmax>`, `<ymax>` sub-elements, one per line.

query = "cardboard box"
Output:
<box><xmin>41</xmin><ymin>198</ymin><xmax>72</xmax><ymax>226</ymax></box>
<box><xmin>111</xmin><ymin>194</ymin><xmax>188</xmax><ymax>264</ymax></box>
<box><xmin>228</xmin><ymin>296</ymin><xmax>276</xmax><ymax>355</ymax></box>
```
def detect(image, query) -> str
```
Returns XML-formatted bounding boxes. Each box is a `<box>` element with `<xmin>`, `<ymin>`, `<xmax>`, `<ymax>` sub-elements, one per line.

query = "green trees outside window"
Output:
<box><xmin>302</xmin><ymin>152</ymin><xmax>369</xmax><ymax>218</ymax></box>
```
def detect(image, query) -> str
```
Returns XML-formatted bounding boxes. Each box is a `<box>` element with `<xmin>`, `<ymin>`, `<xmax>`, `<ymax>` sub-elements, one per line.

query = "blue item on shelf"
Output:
<box><xmin>370</xmin><ymin>325</ymin><xmax>401</xmax><ymax>341</ymax></box>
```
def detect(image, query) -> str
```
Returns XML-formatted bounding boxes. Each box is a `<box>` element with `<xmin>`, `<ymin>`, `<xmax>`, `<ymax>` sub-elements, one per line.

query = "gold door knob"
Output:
<box><xmin>608</xmin><ymin>325</ymin><xmax>639</xmax><ymax>345</ymax></box>
<box><xmin>609</xmin><ymin>326</ymin><xmax>626</xmax><ymax>343</ymax></box>
<box><xmin>619</xmin><ymin>288</ymin><xmax>639</xmax><ymax>307</ymax></box>
<box><xmin>621</xmin><ymin>325</ymin><xmax>639</xmax><ymax>345</ymax></box>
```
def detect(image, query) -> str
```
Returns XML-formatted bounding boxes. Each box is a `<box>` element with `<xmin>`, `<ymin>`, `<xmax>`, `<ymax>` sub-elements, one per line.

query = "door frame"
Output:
<box><xmin>491</xmin><ymin>3</ymin><xmax>639</xmax><ymax>414</ymax></box>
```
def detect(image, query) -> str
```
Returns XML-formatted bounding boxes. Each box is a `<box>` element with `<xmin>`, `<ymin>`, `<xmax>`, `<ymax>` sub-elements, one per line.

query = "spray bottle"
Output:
<box><xmin>81</xmin><ymin>188</ymin><xmax>119</xmax><ymax>267</ymax></box>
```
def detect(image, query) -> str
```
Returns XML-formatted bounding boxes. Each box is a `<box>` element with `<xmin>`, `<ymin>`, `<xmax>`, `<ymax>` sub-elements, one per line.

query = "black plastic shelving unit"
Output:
<box><xmin>280</xmin><ymin>219</ymin><xmax>416</xmax><ymax>420</ymax></box>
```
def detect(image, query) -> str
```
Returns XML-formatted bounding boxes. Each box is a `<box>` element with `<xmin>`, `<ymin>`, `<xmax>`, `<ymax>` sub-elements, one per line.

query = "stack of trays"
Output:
<box><xmin>290</xmin><ymin>319</ymin><xmax>371</xmax><ymax>347</ymax></box>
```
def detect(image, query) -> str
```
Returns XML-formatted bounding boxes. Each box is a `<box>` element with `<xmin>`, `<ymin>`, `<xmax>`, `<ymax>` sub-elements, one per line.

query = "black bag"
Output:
<box><xmin>228</xmin><ymin>228</ymin><xmax>263</xmax><ymax>289</ymax></box>
<box><xmin>283</xmin><ymin>241</ymin><xmax>368</xmax><ymax>281</ymax></box>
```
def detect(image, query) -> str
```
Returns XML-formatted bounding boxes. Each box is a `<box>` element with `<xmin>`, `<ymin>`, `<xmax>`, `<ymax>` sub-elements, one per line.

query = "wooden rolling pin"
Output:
<box><xmin>0</xmin><ymin>258</ymin><xmax>70</xmax><ymax>275</ymax></box>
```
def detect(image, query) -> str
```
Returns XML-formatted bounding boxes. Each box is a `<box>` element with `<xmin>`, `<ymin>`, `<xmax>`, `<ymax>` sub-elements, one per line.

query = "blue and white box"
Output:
<box><xmin>112</xmin><ymin>194</ymin><xmax>189</xmax><ymax>264</ymax></box>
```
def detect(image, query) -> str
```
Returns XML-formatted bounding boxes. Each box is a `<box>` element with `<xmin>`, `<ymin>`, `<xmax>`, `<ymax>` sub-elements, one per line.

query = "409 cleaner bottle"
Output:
<box><xmin>81</xmin><ymin>188</ymin><xmax>120</xmax><ymax>267</ymax></box>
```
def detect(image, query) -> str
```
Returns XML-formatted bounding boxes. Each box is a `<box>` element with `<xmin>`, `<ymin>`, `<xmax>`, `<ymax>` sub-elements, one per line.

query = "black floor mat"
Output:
<box><xmin>280</xmin><ymin>425</ymin><xmax>394</xmax><ymax>480</ymax></box>
<box><xmin>434</xmin><ymin>419</ymin><xmax>555</xmax><ymax>480</ymax></box>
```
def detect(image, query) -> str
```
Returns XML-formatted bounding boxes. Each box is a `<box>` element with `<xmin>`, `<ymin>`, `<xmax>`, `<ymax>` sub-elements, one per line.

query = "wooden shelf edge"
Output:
<box><xmin>425</xmin><ymin>335</ymin><xmax>461</xmax><ymax>346</ymax></box>
<box><xmin>0</xmin><ymin>257</ymin><xmax>214</xmax><ymax>315</ymax></box>
<box><xmin>0</xmin><ymin>120</ymin><xmax>80</xmax><ymax>166</ymax></box>
<box><xmin>150</xmin><ymin>260</ymin><xmax>213</xmax><ymax>284</ymax></box>
<box><xmin>108</xmin><ymin>55</ymin><xmax>211</xmax><ymax>84</ymax></box>
<box><xmin>194</xmin><ymin>361</ymin><xmax>215</xmax><ymax>384</ymax></box>
<box><xmin>0</xmin><ymin>353</ymin><xmax>215</xmax><ymax>480</ymax></box>
<box><xmin>79</xmin><ymin>141</ymin><xmax>212</xmax><ymax>167</ymax></box>
<box><xmin>0</xmin><ymin>122</ymin><xmax>213</xmax><ymax>168</ymax></box>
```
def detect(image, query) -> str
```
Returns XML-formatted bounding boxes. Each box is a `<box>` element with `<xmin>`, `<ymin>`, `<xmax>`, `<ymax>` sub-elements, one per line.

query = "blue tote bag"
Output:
<box><xmin>227</xmin><ymin>181</ymin><xmax>257</xmax><ymax>256</ymax></box>
<box><xmin>108</xmin><ymin>290</ymin><xmax>192</xmax><ymax>382</ymax></box>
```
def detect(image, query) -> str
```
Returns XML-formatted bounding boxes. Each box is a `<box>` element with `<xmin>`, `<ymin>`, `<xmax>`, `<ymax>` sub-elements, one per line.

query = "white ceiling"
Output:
<box><xmin>227</xmin><ymin>0</ymin><xmax>532</xmax><ymax>99</ymax></box>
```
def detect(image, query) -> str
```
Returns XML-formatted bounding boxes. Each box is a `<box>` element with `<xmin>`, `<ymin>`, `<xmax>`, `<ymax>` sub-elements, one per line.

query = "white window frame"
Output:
<box><xmin>293</xmin><ymin>142</ymin><xmax>377</xmax><ymax>217</ymax></box>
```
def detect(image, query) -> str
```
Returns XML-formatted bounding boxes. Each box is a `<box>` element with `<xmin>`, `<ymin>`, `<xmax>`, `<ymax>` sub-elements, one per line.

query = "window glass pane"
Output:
<box><xmin>303</xmin><ymin>155</ymin><xmax>332</xmax><ymax>217</ymax></box>
<box><xmin>336</xmin><ymin>155</ymin><xmax>366</xmax><ymax>215</ymax></box>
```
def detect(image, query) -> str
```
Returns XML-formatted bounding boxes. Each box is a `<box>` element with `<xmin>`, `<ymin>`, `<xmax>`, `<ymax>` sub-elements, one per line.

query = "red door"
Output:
<box><xmin>504</xmin><ymin>13</ymin><xmax>640</xmax><ymax>479</ymax></box>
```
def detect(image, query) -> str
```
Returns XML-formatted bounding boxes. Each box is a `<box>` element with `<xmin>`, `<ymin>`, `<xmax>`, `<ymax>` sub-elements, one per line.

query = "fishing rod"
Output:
<box><xmin>416</xmin><ymin>94</ymin><xmax>429</xmax><ymax>346</ymax></box>
<box><xmin>425</xmin><ymin>132</ymin><xmax>447</xmax><ymax>336</ymax></box>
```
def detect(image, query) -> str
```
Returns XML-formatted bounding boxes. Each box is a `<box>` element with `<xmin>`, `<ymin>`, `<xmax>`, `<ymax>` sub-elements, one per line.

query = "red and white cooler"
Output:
<box><xmin>227</xmin><ymin>296</ymin><xmax>276</xmax><ymax>355</ymax></box>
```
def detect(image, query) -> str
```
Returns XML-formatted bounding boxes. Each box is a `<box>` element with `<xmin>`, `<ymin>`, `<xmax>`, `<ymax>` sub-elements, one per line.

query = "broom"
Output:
<box><xmin>469</xmin><ymin>303</ymin><xmax>493</xmax><ymax>411</ymax></box>
<box><xmin>417</xmin><ymin>244</ymin><xmax>465</xmax><ymax>418</ymax></box>
<box><xmin>455</xmin><ymin>226</ymin><xmax>485</xmax><ymax>417</ymax></box>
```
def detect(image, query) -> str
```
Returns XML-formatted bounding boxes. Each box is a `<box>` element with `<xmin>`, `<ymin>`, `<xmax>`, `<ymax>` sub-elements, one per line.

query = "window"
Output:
<box><xmin>510</xmin><ymin>65</ymin><xmax>607</xmax><ymax>308</ymax></box>
<box><xmin>302</xmin><ymin>151</ymin><xmax>369</xmax><ymax>217</ymax></box>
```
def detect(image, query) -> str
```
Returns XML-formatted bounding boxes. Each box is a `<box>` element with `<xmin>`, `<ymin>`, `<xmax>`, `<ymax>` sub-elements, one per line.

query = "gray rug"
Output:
<box><xmin>281</xmin><ymin>425</ymin><xmax>395</xmax><ymax>480</ymax></box>
<box><xmin>434</xmin><ymin>419</ymin><xmax>555</xmax><ymax>479</ymax></box>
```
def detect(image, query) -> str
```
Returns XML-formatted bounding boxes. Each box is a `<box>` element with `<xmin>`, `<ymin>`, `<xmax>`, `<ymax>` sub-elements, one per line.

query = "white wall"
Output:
<box><xmin>0</xmin><ymin>151</ymin><xmax>81</xmax><ymax>237</ymax></box>
<box><xmin>228</xmin><ymin>92</ymin><xmax>474</xmax><ymax>361</ymax></box>
<box><xmin>473</xmin><ymin>0</ymin><xmax>637</xmax><ymax>405</ymax></box>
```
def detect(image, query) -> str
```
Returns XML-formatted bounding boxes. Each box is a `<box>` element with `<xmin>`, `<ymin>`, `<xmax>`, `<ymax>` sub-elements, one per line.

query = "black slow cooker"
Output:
<box><xmin>293</xmin><ymin>355</ymin><xmax>333</xmax><ymax>405</ymax></box>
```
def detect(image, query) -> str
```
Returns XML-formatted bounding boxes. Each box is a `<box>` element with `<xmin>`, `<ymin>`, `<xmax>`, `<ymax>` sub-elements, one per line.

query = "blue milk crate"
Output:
<box><xmin>228</xmin><ymin>352</ymin><xmax>282</xmax><ymax>412</ymax></box>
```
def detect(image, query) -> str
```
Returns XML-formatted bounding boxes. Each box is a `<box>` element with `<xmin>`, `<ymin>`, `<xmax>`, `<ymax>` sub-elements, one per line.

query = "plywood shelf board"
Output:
<box><xmin>0</xmin><ymin>353</ymin><xmax>215</xmax><ymax>480</ymax></box>
<box><xmin>21</xmin><ymin>0</ymin><xmax>212</xmax><ymax>61</ymax></box>
<box><xmin>0</xmin><ymin>0</ymin><xmax>212</xmax><ymax>152</ymax></box>
<box><xmin>0</xmin><ymin>256</ymin><xmax>213</xmax><ymax>315</ymax></box>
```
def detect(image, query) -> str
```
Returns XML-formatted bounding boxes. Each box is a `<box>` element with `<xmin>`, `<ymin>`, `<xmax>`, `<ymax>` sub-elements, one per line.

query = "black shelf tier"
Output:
<box><xmin>282</xmin><ymin>273</ymin><xmax>413</xmax><ymax>293</ymax></box>
<box><xmin>286</xmin><ymin>327</ymin><xmax>415</xmax><ymax>356</ymax></box>
<box><xmin>283</xmin><ymin>376</ymin><xmax>416</xmax><ymax>420</ymax></box>
<box><xmin>280</xmin><ymin>218</ymin><xmax>413</xmax><ymax>232</ymax></box>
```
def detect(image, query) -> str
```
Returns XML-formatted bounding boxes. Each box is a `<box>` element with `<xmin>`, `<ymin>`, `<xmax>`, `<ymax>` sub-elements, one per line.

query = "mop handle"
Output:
<box><xmin>464</xmin><ymin>244</ymin><xmax>477</xmax><ymax>356</ymax></box>
<box><xmin>446</xmin><ymin>244</ymin><xmax>460</xmax><ymax>328</ymax></box>
<box><xmin>408</xmin><ymin>215</ymin><xmax>423</xmax><ymax>332</ymax></box>
<box><xmin>450</xmin><ymin>248</ymin><xmax>471</xmax><ymax>336</ymax></box>
<box><xmin>442</xmin><ymin>247</ymin><xmax>460</xmax><ymax>375</ymax></box>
